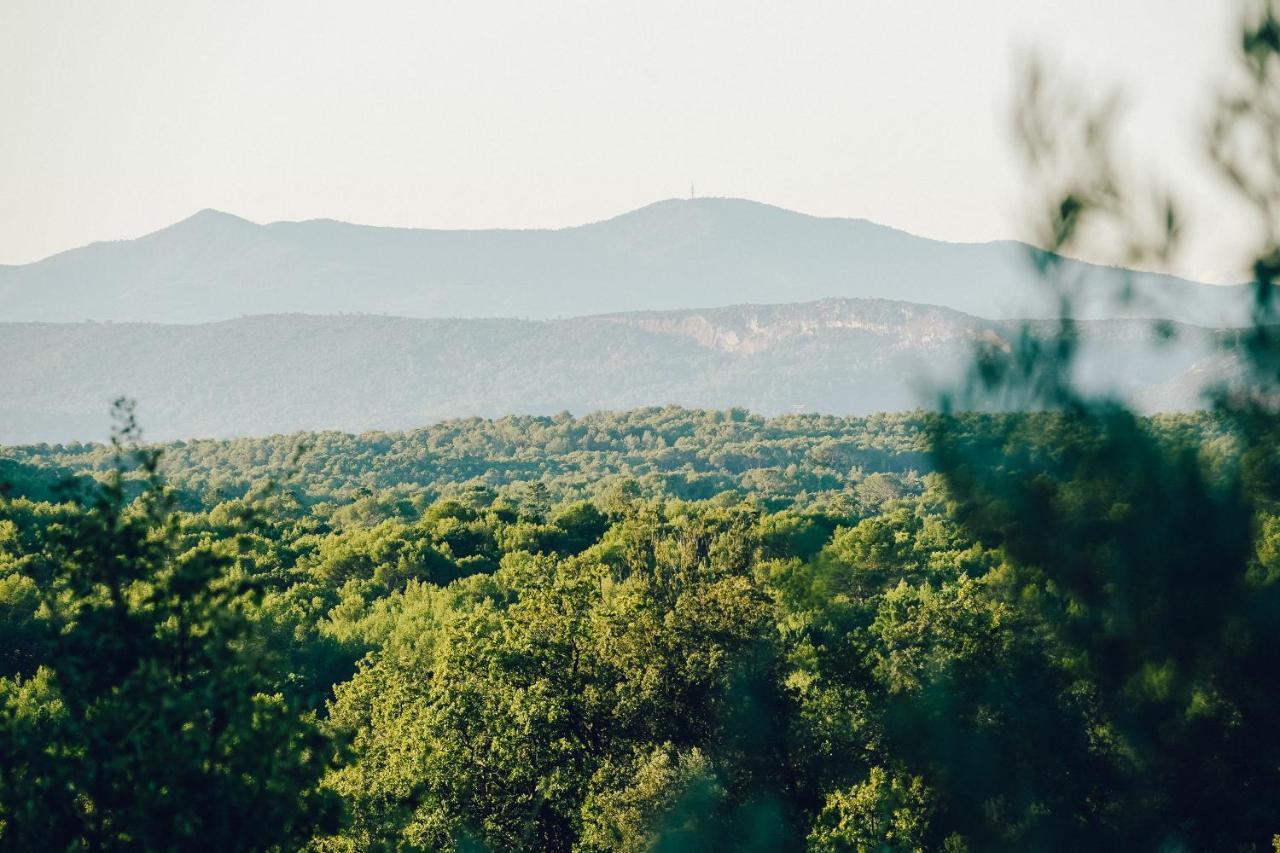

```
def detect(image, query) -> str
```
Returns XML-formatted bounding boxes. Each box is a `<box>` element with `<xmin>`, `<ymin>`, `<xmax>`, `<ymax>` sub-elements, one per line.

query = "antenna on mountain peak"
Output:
<box><xmin>690</xmin><ymin>182</ymin><xmax>696</xmax><ymax>200</ymax></box>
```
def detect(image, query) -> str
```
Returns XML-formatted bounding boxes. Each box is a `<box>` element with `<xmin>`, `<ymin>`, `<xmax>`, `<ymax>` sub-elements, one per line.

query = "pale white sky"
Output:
<box><xmin>0</xmin><ymin>1</ymin><xmax>1252</xmax><ymax>280</ymax></box>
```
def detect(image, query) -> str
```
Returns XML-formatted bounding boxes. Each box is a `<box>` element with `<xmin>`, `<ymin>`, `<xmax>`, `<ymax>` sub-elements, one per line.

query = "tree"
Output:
<box><xmin>926</xmin><ymin>3</ymin><xmax>1280</xmax><ymax>846</ymax></box>
<box><xmin>0</xmin><ymin>402</ymin><xmax>338</xmax><ymax>850</ymax></box>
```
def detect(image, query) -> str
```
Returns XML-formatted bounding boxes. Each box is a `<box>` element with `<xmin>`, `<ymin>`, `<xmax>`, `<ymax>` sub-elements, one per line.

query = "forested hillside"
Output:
<box><xmin>0</xmin><ymin>299</ymin><xmax>1226</xmax><ymax>444</ymax></box>
<box><xmin>4</xmin><ymin>408</ymin><xmax>936</xmax><ymax>508</ymax></box>
<box><xmin>1</xmin><ymin>406</ymin><xmax>1275</xmax><ymax>849</ymax></box>
<box><xmin>4</xmin><ymin>407</ymin><xmax>1227</xmax><ymax>511</ymax></box>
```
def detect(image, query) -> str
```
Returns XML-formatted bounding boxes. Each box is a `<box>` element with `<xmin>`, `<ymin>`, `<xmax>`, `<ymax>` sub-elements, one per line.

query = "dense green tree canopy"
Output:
<box><xmin>3</xmin><ymin>404</ymin><xmax>1278</xmax><ymax>849</ymax></box>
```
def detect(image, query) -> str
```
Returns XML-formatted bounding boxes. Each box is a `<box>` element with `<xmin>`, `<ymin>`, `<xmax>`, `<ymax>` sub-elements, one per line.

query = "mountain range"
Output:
<box><xmin>0</xmin><ymin>198</ymin><xmax>1251</xmax><ymax>444</ymax></box>
<box><xmin>0</xmin><ymin>198</ymin><xmax>1256</xmax><ymax>326</ymax></box>
<box><xmin>0</xmin><ymin>299</ymin><xmax>1225</xmax><ymax>444</ymax></box>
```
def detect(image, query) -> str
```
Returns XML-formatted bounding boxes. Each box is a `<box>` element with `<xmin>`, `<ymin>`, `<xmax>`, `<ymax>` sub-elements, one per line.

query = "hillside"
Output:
<box><xmin>0</xmin><ymin>299</ymin><xmax>1221</xmax><ymax>444</ymax></box>
<box><xmin>0</xmin><ymin>198</ymin><xmax>1253</xmax><ymax>326</ymax></box>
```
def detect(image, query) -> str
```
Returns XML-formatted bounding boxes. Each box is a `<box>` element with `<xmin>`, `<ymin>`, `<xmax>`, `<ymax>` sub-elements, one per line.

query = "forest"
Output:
<box><xmin>2</xmin><ymin>406</ymin><xmax>1279</xmax><ymax>850</ymax></box>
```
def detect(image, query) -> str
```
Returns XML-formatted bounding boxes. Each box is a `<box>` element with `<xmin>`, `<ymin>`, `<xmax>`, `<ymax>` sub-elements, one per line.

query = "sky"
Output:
<box><xmin>0</xmin><ymin>1</ymin><xmax>1252</xmax><ymax>281</ymax></box>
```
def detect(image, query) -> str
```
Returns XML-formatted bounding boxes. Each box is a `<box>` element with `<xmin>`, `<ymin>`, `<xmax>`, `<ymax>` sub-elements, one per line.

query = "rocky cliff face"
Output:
<box><xmin>600</xmin><ymin>299</ymin><xmax>997</xmax><ymax>355</ymax></box>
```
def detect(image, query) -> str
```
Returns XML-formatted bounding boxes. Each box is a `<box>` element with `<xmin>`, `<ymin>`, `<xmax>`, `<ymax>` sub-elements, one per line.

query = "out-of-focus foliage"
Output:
<box><xmin>921</xmin><ymin>2</ymin><xmax>1280</xmax><ymax>849</ymax></box>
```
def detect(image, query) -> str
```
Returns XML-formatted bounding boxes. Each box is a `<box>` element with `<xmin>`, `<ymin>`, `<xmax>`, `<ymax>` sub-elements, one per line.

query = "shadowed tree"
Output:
<box><xmin>0</xmin><ymin>401</ymin><xmax>339</xmax><ymax>850</ymax></box>
<box><xmin>924</xmin><ymin>3</ymin><xmax>1280</xmax><ymax>848</ymax></box>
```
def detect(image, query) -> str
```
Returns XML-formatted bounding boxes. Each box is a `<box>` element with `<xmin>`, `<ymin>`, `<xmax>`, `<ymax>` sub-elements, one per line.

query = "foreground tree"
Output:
<box><xmin>0</xmin><ymin>403</ymin><xmax>338</xmax><ymax>850</ymax></box>
<box><xmin>925</xmin><ymin>3</ymin><xmax>1280</xmax><ymax>847</ymax></box>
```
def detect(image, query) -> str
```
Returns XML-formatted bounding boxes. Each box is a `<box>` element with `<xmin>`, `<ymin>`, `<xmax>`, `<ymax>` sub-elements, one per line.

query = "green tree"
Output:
<box><xmin>0</xmin><ymin>403</ymin><xmax>338</xmax><ymax>850</ymax></box>
<box><xmin>925</xmin><ymin>4</ymin><xmax>1280</xmax><ymax>846</ymax></box>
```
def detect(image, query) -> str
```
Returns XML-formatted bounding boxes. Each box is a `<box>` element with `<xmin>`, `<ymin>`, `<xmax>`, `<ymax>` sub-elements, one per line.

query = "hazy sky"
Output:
<box><xmin>0</xmin><ymin>1</ymin><xmax>1250</xmax><ymax>280</ymax></box>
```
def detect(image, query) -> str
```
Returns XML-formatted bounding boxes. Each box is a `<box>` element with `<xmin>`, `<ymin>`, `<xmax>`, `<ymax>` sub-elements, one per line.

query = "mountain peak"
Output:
<box><xmin>176</xmin><ymin>208</ymin><xmax>254</xmax><ymax>227</ymax></box>
<box><xmin>608</xmin><ymin>196</ymin><xmax>812</xmax><ymax>221</ymax></box>
<box><xmin>141</xmin><ymin>209</ymin><xmax>259</xmax><ymax>245</ymax></box>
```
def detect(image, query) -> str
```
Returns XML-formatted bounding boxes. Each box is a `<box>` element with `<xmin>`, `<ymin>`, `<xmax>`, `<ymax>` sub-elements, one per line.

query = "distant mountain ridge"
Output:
<box><xmin>0</xmin><ymin>298</ymin><xmax>1225</xmax><ymax>444</ymax></box>
<box><xmin>0</xmin><ymin>198</ymin><xmax>1256</xmax><ymax>326</ymax></box>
